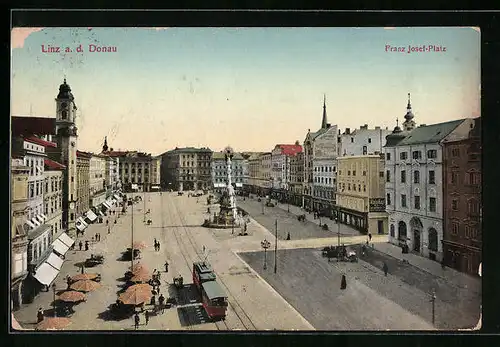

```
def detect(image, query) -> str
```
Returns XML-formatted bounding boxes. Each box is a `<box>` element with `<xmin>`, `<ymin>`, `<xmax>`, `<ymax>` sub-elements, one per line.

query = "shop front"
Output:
<box><xmin>338</xmin><ymin>206</ymin><xmax>368</xmax><ymax>234</ymax></box>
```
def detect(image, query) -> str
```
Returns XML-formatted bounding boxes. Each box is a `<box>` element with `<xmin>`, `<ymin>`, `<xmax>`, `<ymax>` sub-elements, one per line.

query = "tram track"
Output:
<box><xmin>170</xmin><ymin>196</ymin><xmax>257</xmax><ymax>331</ymax></box>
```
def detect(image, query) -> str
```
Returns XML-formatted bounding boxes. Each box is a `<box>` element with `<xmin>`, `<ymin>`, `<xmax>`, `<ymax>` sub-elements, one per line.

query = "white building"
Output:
<box><xmin>338</xmin><ymin>124</ymin><xmax>391</xmax><ymax>157</ymax></box>
<box><xmin>211</xmin><ymin>151</ymin><xmax>245</xmax><ymax>193</ymax></box>
<box><xmin>43</xmin><ymin>159</ymin><xmax>65</xmax><ymax>240</ymax></box>
<box><xmin>104</xmin><ymin>155</ymin><xmax>120</xmax><ymax>197</ymax></box>
<box><xmin>89</xmin><ymin>154</ymin><xmax>107</xmax><ymax>207</ymax></box>
<box><xmin>23</xmin><ymin>137</ymin><xmax>48</xmax><ymax>228</ymax></box>
<box><xmin>384</xmin><ymin>95</ymin><xmax>474</xmax><ymax>262</ymax></box>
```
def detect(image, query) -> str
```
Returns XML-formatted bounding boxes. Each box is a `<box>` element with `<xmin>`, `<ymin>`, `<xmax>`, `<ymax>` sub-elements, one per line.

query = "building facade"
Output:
<box><xmin>43</xmin><ymin>160</ymin><xmax>65</xmax><ymax>241</ymax></box>
<box><xmin>104</xmin><ymin>155</ymin><xmax>120</xmax><ymax>197</ymax></box>
<box><xmin>442</xmin><ymin>117</ymin><xmax>481</xmax><ymax>275</ymax></box>
<box><xmin>211</xmin><ymin>151</ymin><xmax>245</xmax><ymax>193</ymax></box>
<box><xmin>11</xmin><ymin>159</ymin><xmax>30</xmax><ymax>310</ymax></box>
<box><xmin>160</xmin><ymin>147</ymin><xmax>212</xmax><ymax>192</ymax></box>
<box><xmin>269</xmin><ymin>143</ymin><xmax>302</xmax><ymax>202</ymax></box>
<box><xmin>89</xmin><ymin>154</ymin><xmax>107</xmax><ymax>207</ymax></box>
<box><xmin>76</xmin><ymin>151</ymin><xmax>91</xmax><ymax>218</ymax></box>
<box><xmin>338</xmin><ymin>125</ymin><xmax>391</xmax><ymax>157</ymax></box>
<box><xmin>336</xmin><ymin>154</ymin><xmax>388</xmax><ymax>235</ymax></box>
<box><xmin>246</xmin><ymin>153</ymin><xmax>262</xmax><ymax>194</ymax></box>
<box><xmin>257</xmin><ymin>152</ymin><xmax>272</xmax><ymax>196</ymax></box>
<box><xmin>289</xmin><ymin>151</ymin><xmax>304</xmax><ymax>206</ymax></box>
<box><xmin>384</xmin><ymin>94</ymin><xmax>475</xmax><ymax>262</ymax></box>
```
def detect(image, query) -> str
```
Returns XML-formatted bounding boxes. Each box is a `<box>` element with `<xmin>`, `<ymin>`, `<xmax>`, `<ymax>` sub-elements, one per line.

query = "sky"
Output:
<box><xmin>11</xmin><ymin>27</ymin><xmax>480</xmax><ymax>155</ymax></box>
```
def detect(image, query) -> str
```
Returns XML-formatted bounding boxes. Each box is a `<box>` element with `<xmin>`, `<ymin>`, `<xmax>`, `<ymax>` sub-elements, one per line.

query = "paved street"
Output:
<box><xmin>14</xmin><ymin>192</ymin><xmax>314</xmax><ymax>331</ymax></box>
<box><xmin>236</xmin><ymin>196</ymin><xmax>361</xmax><ymax>240</ymax></box>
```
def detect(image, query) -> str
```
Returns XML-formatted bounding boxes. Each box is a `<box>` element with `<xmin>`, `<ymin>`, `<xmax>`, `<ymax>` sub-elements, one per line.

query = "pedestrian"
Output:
<box><xmin>383</xmin><ymin>262</ymin><xmax>388</xmax><ymax>276</ymax></box>
<box><xmin>157</xmin><ymin>272</ymin><xmax>161</xmax><ymax>281</ymax></box>
<box><xmin>91</xmin><ymin>236</ymin><xmax>95</xmax><ymax>243</ymax></box>
<box><xmin>203</xmin><ymin>245</ymin><xmax>206</xmax><ymax>253</ymax></box>
<box><xmin>441</xmin><ymin>259</ymin><xmax>446</xmax><ymax>270</ymax></box>
<box><xmin>368</xmin><ymin>233</ymin><xmax>372</xmax><ymax>242</ymax></box>
<box><xmin>108</xmin><ymin>226</ymin><xmax>111</xmax><ymax>234</ymax></box>
<box><xmin>157</xmin><ymin>242</ymin><xmax>161</xmax><ymax>251</ymax></box>
<box><xmin>79</xmin><ymin>241</ymin><xmax>83</xmax><ymax>251</ymax></box>
<box><xmin>66</xmin><ymin>276</ymin><xmax>72</xmax><ymax>289</ymax></box>
<box><xmin>81</xmin><ymin>265</ymin><xmax>85</xmax><ymax>274</ymax></box>
<box><xmin>154</xmin><ymin>238</ymin><xmax>157</xmax><ymax>250</ymax></box>
<box><xmin>85</xmin><ymin>241</ymin><xmax>89</xmax><ymax>251</ymax></box>
<box><xmin>114</xmin><ymin>219</ymin><xmax>117</xmax><ymax>224</ymax></box>
<box><xmin>134</xmin><ymin>312</ymin><xmax>140</xmax><ymax>330</ymax></box>
<box><xmin>106</xmin><ymin>219</ymin><xmax>109</xmax><ymax>226</ymax></box>
<box><xmin>340</xmin><ymin>274</ymin><xmax>347</xmax><ymax>290</ymax></box>
<box><xmin>145</xmin><ymin>310</ymin><xmax>150</xmax><ymax>325</ymax></box>
<box><xmin>164</xmin><ymin>261</ymin><xmax>169</xmax><ymax>273</ymax></box>
<box><xmin>37</xmin><ymin>307</ymin><xmax>44</xmax><ymax>323</ymax></box>
<box><xmin>286</xmin><ymin>232</ymin><xmax>291</xmax><ymax>240</ymax></box>
<box><xmin>150</xmin><ymin>295</ymin><xmax>156</xmax><ymax>306</ymax></box>
<box><xmin>158</xmin><ymin>294</ymin><xmax>165</xmax><ymax>313</ymax></box>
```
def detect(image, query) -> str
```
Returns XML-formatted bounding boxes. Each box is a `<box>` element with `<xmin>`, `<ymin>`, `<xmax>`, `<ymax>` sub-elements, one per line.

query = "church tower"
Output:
<box><xmin>402</xmin><ymin>93</ymin><xmax>416</xmax><ymax>132</ymax></box>
<box><xmin>55</xmin><ymin>78</ymin><xmax>79</xmax><ymax>236</ymax></box>
<box><xmin>321</xmin><ymin>94</ymin><xmax>328</xmax><ymax>129</ymax></box>
<box><xmin>102</xmin><ymin>136</ymin><xmax>109</xmax><ymax>153</ymax></box>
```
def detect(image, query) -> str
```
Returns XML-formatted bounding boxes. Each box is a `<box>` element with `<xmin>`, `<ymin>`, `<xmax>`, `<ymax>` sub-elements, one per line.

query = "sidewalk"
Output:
<box><xmin>372</xmin><ymin>242</ymin><xmax>481</xmax><ymax>294</ymax></box>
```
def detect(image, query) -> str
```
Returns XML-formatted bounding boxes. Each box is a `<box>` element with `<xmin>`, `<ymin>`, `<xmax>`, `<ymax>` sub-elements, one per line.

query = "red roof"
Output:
<box><xmin>25</xmin><ymin>136</ymin><xmax>57</xmax><ymax>148</ymax></box>
<box><xmin>277</xmin><ymin>144</ymin><xmax>303</xmax><ymax>156</ymax></box>
<box><xmin>44</xmin><ymin>158</ymin><xmax>66</xmax><ymax>170</ymax></box>
<box><xmin>12</xmin><ymin>116</ymin><xmax>56</xmax><ymax>136</ymax></box>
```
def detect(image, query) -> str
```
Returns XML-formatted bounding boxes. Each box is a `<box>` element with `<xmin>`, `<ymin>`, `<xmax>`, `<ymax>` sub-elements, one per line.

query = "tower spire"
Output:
<box><xmin>102</xmin><ymin>136</ymin><xmax>109</xmax><ymax>152</ymax></box>
<box><xmin>402</xmin><ymin>92</ymin><xmax>416</xmax><ymax>131</ymax></box>
<box><xmin>321</xmin><ymin>94</ymin><xmax>328</xmax><ymax>129</ymax></box>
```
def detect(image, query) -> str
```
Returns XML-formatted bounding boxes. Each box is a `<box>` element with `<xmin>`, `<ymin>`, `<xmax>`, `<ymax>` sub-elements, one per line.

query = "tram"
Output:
<box><xmin>192</xmin><ymin>261</ymin><xmax>216</xmax><ymax>289</ymax></box>
<box><xmin>200</xmin><ymin>279</ymin><xmax>228</xmax><ymax>320</ymax></box>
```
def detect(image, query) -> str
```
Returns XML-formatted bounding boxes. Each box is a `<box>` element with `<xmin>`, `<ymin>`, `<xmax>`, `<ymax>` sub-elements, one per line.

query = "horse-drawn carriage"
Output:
<box><xmin>322</xmin><ymin>245</ymin><xmax>358</xmax><ymax>262</ymax></box>
<box><xmin>85</xmin><ymin>254</ymin><xmax>104</xmax><ymax>267</ymax></box>
<box><xmin>297</xmin><ymin>214</ymin><xmax>307</xmax><ymax>222</ymax></box>
<box><xmin>173</xmin><ymin>275</ymin><xmax>184</xmax><ymax>289</ymax></box>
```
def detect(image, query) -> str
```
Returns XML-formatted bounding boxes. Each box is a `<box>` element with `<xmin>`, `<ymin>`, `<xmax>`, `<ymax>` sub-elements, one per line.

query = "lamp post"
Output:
<box><xmin>52</xmin><ymin>283</ymin><xmax>57</xmax><ymax>317</ymax></box>
<box><xmin>274</xmin><ymin>219</ymin><xmax>278</xmax><ymax>274</ymax></box>
<box><xmin>261</xmin><ymin>239</ymin><xmax>271</xmax><ymax>269</ymax></box>
<box><xmin>430</xmin><ymin>289</ymin><xmax>436</xmax><ymax>326</ymax></box>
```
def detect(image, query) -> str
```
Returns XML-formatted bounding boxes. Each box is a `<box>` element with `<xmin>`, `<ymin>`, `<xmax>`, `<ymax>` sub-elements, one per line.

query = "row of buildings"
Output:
<box><xmin>10</xmin><ymin>79</ymin><xmax>159</xmax><ymax>311</ymax></box>
<box><xmin>157</xmin><ymin>95</ymin><xmax>481</xmax><ymax>276</ymax></box>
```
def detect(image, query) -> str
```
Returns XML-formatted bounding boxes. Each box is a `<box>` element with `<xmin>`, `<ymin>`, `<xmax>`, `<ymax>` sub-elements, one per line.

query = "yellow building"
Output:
<box><xmin>336</xmin><ymin>154</ymin><xmax>388</xmax><ymax>235</ymax></box>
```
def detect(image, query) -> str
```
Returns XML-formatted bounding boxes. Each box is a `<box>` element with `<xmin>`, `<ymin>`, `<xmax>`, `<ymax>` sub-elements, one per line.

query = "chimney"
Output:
<box><xmin>327</xmin><ymin>123</ymin><xmax>331</xmax><ymax>128</ymax></box>
<box><xmin>338</xmin><ymin>129</ymin><xmax>341</xmax><ymax>135</ymax></box>
<box><xmin>295</xmin><ymin>140</ymin><xmax>300</xmax><ymax>145</ymax></box>
<box><xmin>360</xmin><ymin>124</ymin><xmax>368</xmax><ymax>130</ymax></box>
<box><xmin>345</xmin><ymin>128</ymin><xmax>351</xmax><ymax>135</ymax></box>
<box><xmin>375</xmin><ymin>126</ymin><xmax>380</xmax><ymax>130</ymax></box>
<box><xmin>110</xmin><ymin>148</ymin><xmax>114</xmax><ymax>152</ymax></box>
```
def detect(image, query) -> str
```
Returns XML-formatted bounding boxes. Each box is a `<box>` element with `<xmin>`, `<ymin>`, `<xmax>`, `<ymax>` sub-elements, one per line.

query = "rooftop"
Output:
<box><xmin>212</xmin><ymin>151</ymin><xmax>244</xmax><ymax>160</ymax></box>
<box><xmin>201</xmin><ymin>280</ymin><xmax>227</xmax><ymax>300</ymax></box>
<box><xmin>162</xmin><ymin>147</ymin><xmax>213</xmax><ymax>155</ymax></box>
<box><xmin>44</xmin><ymin>158</ymin><xmax>66</xmax><ymax>170</ymax></box>
<box><xmin>12</xmin><ymin>116</ymin><xmax>56</xmax><ymax>136</ymax></box>
<box><xmin>76</xmin><ymin>150</ymin><xmax>93</xmax><ymax>158</ymax></box>
<box><xmin>395</xmin><ymin>119</ymin><xmax>465</xmax><ymax>146</ymax></box>
<box><xmin>275</xmin><ymin>144</ymin><xmax>303</xmax><ymax>156</ymax></box>
<box><xmin>25</xmin><ymin>136</ymin><xmax>57</xmax><ymax>148</ymax></box>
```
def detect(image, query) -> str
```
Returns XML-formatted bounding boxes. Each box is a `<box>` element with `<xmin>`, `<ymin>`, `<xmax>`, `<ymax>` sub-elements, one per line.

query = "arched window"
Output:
<box><xmin>390</xmin><ymin>224</ymin><xmax>395</xmax><ymax>237</ymax></box>
<box><xmin>398</xmin><ymin>221</ymin><xmax>407</xmax><ymax>241</ymax></box>
<box><xmin>428</xmin><ymin>228</ymin><xmax>438</xmax><ymax>251</ymax></box>
<box><xmin>62</xmin><ymin>110</ymin><xmax>68</xmax><ymax>119</ymax></box>
<box><xmin>468</xmin><ymin>199</ymin><xmax>479</xmax><ymax>214</ymax></box>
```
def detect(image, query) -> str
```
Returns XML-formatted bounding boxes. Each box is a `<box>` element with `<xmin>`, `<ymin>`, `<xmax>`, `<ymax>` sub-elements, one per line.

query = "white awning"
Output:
<box><xmin>36</xmin><ymin>215</ymin><xmax>45</xmax><ymax>224</ymax></box>
<box><xmin>46</xmin><ymin>252</ymin><xmax>64</xmax><ymax>270</ymax></box>
<box><xmin>86</xmin><ymin>210</ymin><xmax>98</xmax><ymax>222</ymax></box>
<box><xmin>98</xmin><ymin>210</ymin><xmax>105</xmax><ymax>216</ymax></box>
<box><xmin>52</xmin><ymin>238</ymin><xmax>70</xmax><ymax>256</ymax></box>
<box><xmin>25</xmin><ymin>220</ymin><xmax>36</xmax><ymax>229</ymax></box>
<box><xmin>235</xmin><ymin>183</ymin><xmax>243</xmax><ymax>187</ymax></box>
<box><xmin>105</xmin><ymin>199</ymin><xmax>114</xmax><ymax>206</ymax></box>
<box><xmin>32</xmin><ymin>218</ymin><xmax>41</xmax><ymax>226</ymax></box>
<box><xmin>113</xmin><ymin>194</ymin><xmax>122</xmax><ymax>201</ymax></box>
<box><xmin>76</xmin><ymin>221</ymin><xmax>86</xmax><ymax>231</ymax></box>
<box><xmin>102</xmin><ymin>201</ymin><xmax>112</xmax><ymax>209</ymax></box>
<box><xmin>40</xmin><ymin>213</ymin><xmax>48</xmax><ymax>221</ymax></box>
<box><xmin>33</xmin><ymin>262</ymin><xmax>59</xmax><ymax>286</ymax></box>
<box><xmin>58</xmin><ymin>233</ymin><xmax>75</xmax><ymax>248</ymax></box>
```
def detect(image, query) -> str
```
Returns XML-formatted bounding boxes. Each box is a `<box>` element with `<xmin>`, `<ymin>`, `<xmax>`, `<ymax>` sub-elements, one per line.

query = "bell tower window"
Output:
<box><xmin>62</xmin><ymin>110</ymin><xmax>68</xmax><ymax>119</ymax></box>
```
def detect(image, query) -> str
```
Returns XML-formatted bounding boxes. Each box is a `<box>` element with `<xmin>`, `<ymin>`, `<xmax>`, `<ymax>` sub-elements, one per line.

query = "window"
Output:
<box><xmin>353</xmin><ymin>170</ymin><xmax>356</xmax><ymax>176</ymax></box>
<box><xmin>429</xmin><ymin>170</ymin><xmax>435</xmax><ymax>184</ymax></box>
<box><xmin>468</xmin><ymin>199</ymin><xmax>479</xmax><ymax>214</ymax></box>
<box><xmin>45</xmin><ymin>181</ymin><xmax>49</xmax><ymax>193</ymax></box>
<box><xmin>412</xmin><ymin>151</ymin><xmax>422</xmax><ymax>159</ymax></box>
<box><xmin>401</xmin><ymin>194</ymin><xmax>407</xmax><ymax>208</ymax></box>
<box><xmin>400</xmin><ymin>152</ymin><xmax>408</xmax><ymax>160</ymax></box>
<box><xmin>378</xmin><ymin>171</ymin><xmax>383</xmax><ymax>178</ymax></box>
<box><xmin>362</xmin><ymin>146</ymin><xmax>367</xmax><ymax>155</ymax></box>
<box><xmin>348</xmin><ymin>184</ymin><xmax>351</xmax><ymax>190</ymax></box>
<box><xmin>451</xmin><ymin>222</ymin><xmax>459</xmax><ymax>235</ymax></box>
<box><xmin>385</xmin><ymin>170</ymin><xmax>391</xmax><ymax>182</ymax></box>
<box><xmin>427</xmin><ymin>150</ymin><xmax>437</xmax><ymax>159</ymax></box>
<box><xmin>351</xmin><ymin>137</ymin><xmax>354</xmax><ymax>143</ymax></box>
<box><xmin>36</xmin><ymin>182</ymin><xmax>39</xmax><ymax>195</ymax></box>
<box><xmin>451</xmin><ymin>148</ymin><xmax>460</xmax><ymax>157</ymax></box>
<box><xmin>467</xmin><ymin>172</ymin><xmax>480</xmax><ymax>185</ymax></box>
<box><xmin>71</xmin><ymin>176</ymin><xmax>74</xmax><ymax>182</ymax></box>
<box><xmin>451</xmin><ymin>172</ymin><xmax>459</xmax><ymax>185</ymax></box>
<box><xmin>386</xmin><ymin>193</ymin><xmax>391</xmax><ymax>205</ymax></box>
<box><xmin>414</xmin><ymin>196</ymin><xmax>421</xmax><ymax>210</ymax></box>
<box><xmin>401</xmin><ymin>170</ymin><xmax>406</xmax><ymax>183</ymax></box>
<box><xmin>368</xmin><ymin>138</ymin><xmax>372</xmax><ymax>143</ymax></box>
<box><xmin>386</xmin><ymin>153</ymin><xmax>391</xmax><ymax>161</ymax></box>
<box><xmin>29</xmin><ymin>183</ymin><xmax>34</xmax><ymax>198</ymax></box>
<box><xmin>414</xmin><ymin>170</ymin><xmax>420</xmax><ymax>184</ymax></box>
<box><xmin>363</xmin><ymin>185</ymin><xmax>366</xmax><ymax>192</ymax></box>
<box><xmin>390</xmin><ymin>224</ymin><xmax>395</xmax><ymax>237</ymax></box>
<box><xmin>464</xmin><ymin>226</ymin><xmax>471</xmax><ymax>239</ymax></box>
<box><xmin>353</xmin><ymin>184</ymin><xmax>356</xmax><ymax>191</ymax></box>
<box><xmin>429</xmin><ymin>197</ymin><xmax>436</xmax><ymax>212</ymax></box>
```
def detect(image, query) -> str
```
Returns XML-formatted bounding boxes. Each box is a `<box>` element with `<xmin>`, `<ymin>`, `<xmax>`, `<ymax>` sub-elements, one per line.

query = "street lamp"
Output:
<box><xmin>52</xmin><ymin>283</ymin><xmax>57</xmax><ymax>317</ymax></box>
<box><xmin>261</xmin><ymin>239</ymin><xmax>271</xmax><ymax>269</ymax></box>
<box><xmin>430</xmin><ymin>289</ymin><xmax>436</xmax><ymax>326</ymax></box>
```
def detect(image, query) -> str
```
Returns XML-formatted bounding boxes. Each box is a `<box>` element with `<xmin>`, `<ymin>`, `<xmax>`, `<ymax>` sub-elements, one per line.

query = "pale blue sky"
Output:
<box><xmin>11</xmin><ymin>27</ymin><xmax>480</xmax><ymax>155</ymax></box>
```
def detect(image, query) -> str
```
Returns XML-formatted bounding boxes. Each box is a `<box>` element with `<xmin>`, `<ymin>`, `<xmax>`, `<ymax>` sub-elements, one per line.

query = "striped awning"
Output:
<box><xmin>25</xmin><ymin>220</ymin><xmax>36</xmax><ymax>229</ymax></box>
<box><xmin>102</xmin><ymin>201</ymin><xmax>112</xmax><ymax>209</ymax></box>
<box><xmin>31</xmin><ymin>218</ymin><xmax>41</xmax><ymax>227</ymax></box>
<box><xmin>40</xmin><ymin>213</ymin><xmax>48</xmax><ymax>221</ymax></box>
<box><xmin>36</xmin><ymin>215</ymin><xmax>45</xmax><ymax>224</ymax></box>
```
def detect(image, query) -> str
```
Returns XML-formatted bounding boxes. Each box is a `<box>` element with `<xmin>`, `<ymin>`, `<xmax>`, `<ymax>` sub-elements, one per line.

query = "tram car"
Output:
<box><xmin>200</xmin><ymin>280</ymin><xmax>228</xmax><ymax>320</ymax></box>
<box><xmin>192</xmin><ymin>261</ymin><xmax>216</xmax><ymax>289</ymax></box>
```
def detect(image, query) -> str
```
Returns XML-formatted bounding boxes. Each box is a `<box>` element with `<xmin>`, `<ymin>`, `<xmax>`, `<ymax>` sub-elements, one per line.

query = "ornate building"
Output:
<box><xmin>270</xmin><ymin>143</ymin><xmax>302</xmax><ymax>202</ymax></box>
<box><xmin>442</xmin><ymin>117</ymin><xmax>481</xmax><ymax>275</ymax></box>
<box><xmin>76</xmin><ymin>151</ymin><xmax>91</xmax><ymax>218</ymax></box>
<box><xmin>89</xmin><ymin>154</ymin><xmax>107</xmax><ymax>207</ymax></box>
<box><xmin>43</xmin><ymin>159</ymin><xmax>65</xmax><ymax>240</ymax></box>
<box><xmin>303</xmin><ymin>96</ymin><xmax>338</xmax><ymax>214</ymax></box>
<box><xmin>289</xmin><ymin>151</ymin><xmax>304</xmax><ymax>206</ymax></box>
<box><xmin>160</xmin><ymin>147</ymin><xmax>212</xmax><ymax>191</ymax></box>
<box><xmin>11</xmin><ymin>159</ymin><xmax>30</xmax><ymax>310</ymax></box>
<box><xmin>384</xmin><ymin>94</ymin><xmax>475</xmax><ymax>262</ymax></box>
